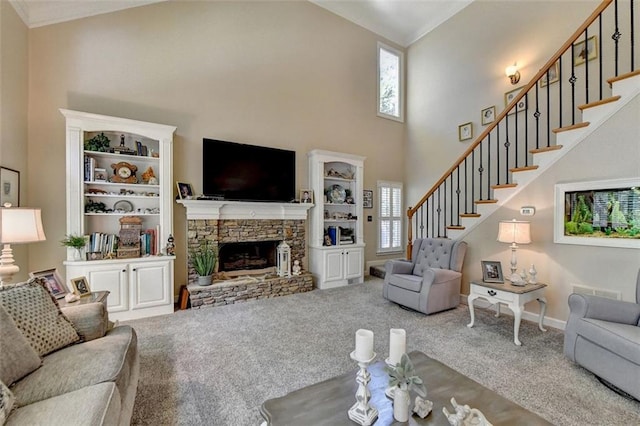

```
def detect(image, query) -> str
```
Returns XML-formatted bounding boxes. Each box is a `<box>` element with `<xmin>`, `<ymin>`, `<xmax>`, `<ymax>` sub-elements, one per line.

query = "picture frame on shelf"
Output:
<box><xmin>505</xmin><ymin>86</ymin><xmax>527</xmax><ymax>114</ymax></box>
<box><xmin>363</xmin><ymin>190</ymin><xmax>373</xmax><ymax>209</ymax></box>
<box><xmin>70</xmin><ymin>276</ymin><xmax>92</xmax><ymax>297</ymax></box>
<box><xmin>300</xmin><ymin>189</ymin><xmax>314</xmax><ymax>204</ymax></box>
<box><xmin>481</xmin><ymin>261</ymin><xmax>504</xmax><ymax>283</ymax></box>
<box><xmin>481</xmin><ymin>106</ymin><xmax>496</xmax><ymax>125</ymax></box>
<box><xmin>29</xmin><ymin>268</ymin><xmax>68</xmax><ymax>299</ymax></box>
<box><xmin>458</xmin><ymin>122</ymin><xmax>473</xmax><ymax>141</ymax></box>
<box><xmin>176</xmin><ymin>182</ymin><xmax>194</xmax><ymax>199</ymax></box>
<box><xmin>539</xmin><ymin>61</ymin><xmax>560</xmax><ymax>88</ymax></box>
<box><xmin>0</xmin><ymin>167</ymin><xmax>20</xmax><ymax>207</ymax></box>
<box><xmin>573</xmin><ymin>35</ymin><xmax>598</xmax><ymax>66</ymax></box>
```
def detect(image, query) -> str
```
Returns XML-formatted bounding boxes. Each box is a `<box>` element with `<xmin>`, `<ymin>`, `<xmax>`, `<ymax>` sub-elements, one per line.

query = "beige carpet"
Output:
<box><xmin>125</xmin><ymin>277</ymin><xmax>640</xmax><ymax>425</ymax></box>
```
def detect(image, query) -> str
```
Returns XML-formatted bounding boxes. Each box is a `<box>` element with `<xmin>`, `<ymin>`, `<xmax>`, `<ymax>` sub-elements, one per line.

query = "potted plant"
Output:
<box><xmin>384</xmin><ymin>353</ymin><xmax>427</xmax><ymax>422</ymax></box>
<box><xmin>61</xmin><ymin>234</ymin><xmax>87</xmax><ymax>260</ymax></box>
<box><xmin>191</xmin><ymin>242</ymin><xmax>217</xmax><ymax>286</ymax></box>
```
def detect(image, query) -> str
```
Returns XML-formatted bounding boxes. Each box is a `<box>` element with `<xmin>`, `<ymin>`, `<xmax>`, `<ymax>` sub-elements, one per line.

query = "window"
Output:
<box><xmin>377</xmin><ymin>42</ymin><xmax>404</xmax><ymax>122</ymax></box>
<box><xmin>378</xmin><ymin>181</ymin><xmax>403</xmax><ymax>253</ymax></box>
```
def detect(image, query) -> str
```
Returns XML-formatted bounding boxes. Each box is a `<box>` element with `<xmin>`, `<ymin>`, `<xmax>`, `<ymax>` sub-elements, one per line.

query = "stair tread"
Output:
<box><xmin>530</xmin><ymin>145</ymin><xmax>563</xmax><ymax>154</ymax></box>
<box><xmin>552</xmin><ymin>122</ymin><xmax>590</xmax><ymax>133</ymax></box>
<box><xmin>510</xmin><ymin>165</ymin><xmax>539</xmax><ymax>172</ymax></box>
<box><xmin>607</xmin><ymin>69</ymin><xmax>640</xmax><ymax>86</ymax></box>
<box><xmin>492</xmin><ymin>183</ymin><xmax>518</xmax><ymax>189</ymax></box>
<box><xmin>460</xmin><ymin>213</ymin><xmax>481</xmax><ymax>218</ymax></box>
<box><xmin>446</xmin><ymin>225</ymin><xmax>465</xmax><ymax>230</ymax></box>
<box><xmin>578</xmin><ymin>96</ymin><xmax>621</xmax><ymax>110</ymax></box>
<box><xmin>474</xmin><ymin>199</ymin><xmax>498</xmax><ymax>204</ymax></box>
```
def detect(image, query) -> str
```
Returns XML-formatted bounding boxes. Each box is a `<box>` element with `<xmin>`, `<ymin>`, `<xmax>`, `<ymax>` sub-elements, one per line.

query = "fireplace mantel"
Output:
<box><xmin>177</xmin><ymin>199</ymin><xmax>313</xmax><ymax>220</ymax></box>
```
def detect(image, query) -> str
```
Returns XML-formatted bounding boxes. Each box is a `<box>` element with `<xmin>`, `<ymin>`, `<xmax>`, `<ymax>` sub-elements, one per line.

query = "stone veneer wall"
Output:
<box><xmin>186</xmin><ymin>219</ymin><xmax>306</xmax><ymax>285</ymax></box>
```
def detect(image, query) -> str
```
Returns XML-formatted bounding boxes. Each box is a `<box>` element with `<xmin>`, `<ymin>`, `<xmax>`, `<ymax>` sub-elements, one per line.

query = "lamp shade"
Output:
<box><xmin>497</xmin><ymin>219</ymin><xmax>531</xmax><ymax>244</ymax></box>
<box><xmin>0</xmin><ymin>207</ymin><xmax>46</xmax><ymax>244</ymax></box>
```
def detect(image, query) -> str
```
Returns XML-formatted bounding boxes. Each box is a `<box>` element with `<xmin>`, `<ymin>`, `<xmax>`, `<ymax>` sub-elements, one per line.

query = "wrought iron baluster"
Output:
<box><xmin>524</xmin><ymin>92</ymin><xmax>529</xmax><ymax>163</ymax></box>
<box><xmin>471</xmin><ymin>149</ymin><xmax>476</xmax><ymax>205</ymax></box>
<box><xmin>599</xmin><ymin>15</ymin><xmax>603</xmax><ymax>100</ymax></box>
<box><xmin>559</xmin><ymin>56</ymin><xmax>563</xmax><ymax>128</ymax></box>
<box><xmin>570</xmin><ymin>42</ymin><xmax>577</xmax><ymax>124</ymax></box>
<box><xmin>443</xmin><ymin>179</ymin><xmax>448</xmax><ymax>238</ymax></box>
<box><xmin>585</xmin><ymin>29</ymin><xmax>590</xmax><ymax>104</ymax></box>
<box><xmin>456</xmin><ymin>166</ymin><xmax>461</xmax><ymax>226</ymax></box>
<box><xmin>614</xmin><ymin>0</ymin><xmax>620</xmax><ymax>76</ymax></box>
<box><xmin>534</xmin><ymin>82</ymin><xmax>541</xmax><ymax>149</ymax></box>
<box><xmin>478</xmin><ymin>143</ymin><xmax>484</xmax><ymax>200</ymax></box>
<box><xmin>436</xmin><ymin>187</ymin><xmax>442</xmax><ymax>238</ymax></box>
<box><xmin>464</xmin><ymin>157</ymin><xmax>468</xmax><ymax>214</ymax></box>
<box><xmin>486</xmin><ymin>134</ymin><xmax>491</xmax><ymax>196</ymax></box>
<box><xmin>496</xmin><ymin>123</ymin><xmax>501</xmax><ymax>185</ymax></box>
<box><xmin>504</xmin><ymin>116</ymin><xmax>511</xmax><ymax>184</ymax></box>
<box><xmin>631</xmin><ymin>0</ymin><xmax>635</xmax><ymax>73</ymax></box>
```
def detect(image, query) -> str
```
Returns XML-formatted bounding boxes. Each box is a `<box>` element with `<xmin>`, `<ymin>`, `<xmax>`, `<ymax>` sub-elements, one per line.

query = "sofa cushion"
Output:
<box><xmin>412</xmin><ymin>239</ymin><xmax>454</xmax><ymax>276</ymax></box>
<box><xmin>0</xmin><ymin>381</ymin><xmax>16</xmax><ymax>425</ymax></box>
<box><xmin>11</xmin><ymin>326</ymin><xmax>137</xmax><ymax>407</ymax></box>
<box><xmin>0</xmin><ymin>304</ymin><xmax>41</xmax><ymax>386</ymax></box>
<box><xmin>0</xmin><ymin>278</ymin><xmax>79</xmax><ymax>356</ymax></box>
<box><xmin>6</xmin><ymin>382</ymin><xmax>121</xmax><ymax>426</ymax></box>
<box><xmin>387</xmin><ymin>274</ymin><xmax>423</xmax><ymax>292</ymax></box>
<box><xmin>577</xmin><ymin>318</ymin><xmax>640</xmax><ymax>365</ymax></box>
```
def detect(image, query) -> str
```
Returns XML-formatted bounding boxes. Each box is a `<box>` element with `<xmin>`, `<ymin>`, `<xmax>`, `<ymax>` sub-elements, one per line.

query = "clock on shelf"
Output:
<box><xmin>111</xmin><ymin>161</ymin><xmax>138</xmax><ymax>184</ymax></box>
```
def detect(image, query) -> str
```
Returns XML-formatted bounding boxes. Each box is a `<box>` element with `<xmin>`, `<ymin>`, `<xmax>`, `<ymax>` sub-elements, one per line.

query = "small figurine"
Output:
<box><xmin>413</xmin><ymin>396</ymin><xmax>433</xmax><ymax>419</ymax></box>
<box><xmin>166</xmin><ymin>234</ymin><xmax>175</xmax><ymax>256</ymax></box>
<box><xmin>141</xmin><ymin>166</ymin><xmax>156</xmax><ymax>184</ymax></box>
<box><xmin>528</xmin><ymin>264</ymin><xmax>537</xmax><ymax>284</ymax></box>
<box><xmin>292</xmin><ymin>260</ymin><xmax>301</xmax><ymax>275</ymax></box>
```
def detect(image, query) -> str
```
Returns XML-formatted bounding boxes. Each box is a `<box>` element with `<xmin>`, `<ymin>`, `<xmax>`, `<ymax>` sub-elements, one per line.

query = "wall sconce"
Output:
<box><xmin>505</xmin><ymin>63</ymin><xmax>521</xmax><ymax>85</ymax></box>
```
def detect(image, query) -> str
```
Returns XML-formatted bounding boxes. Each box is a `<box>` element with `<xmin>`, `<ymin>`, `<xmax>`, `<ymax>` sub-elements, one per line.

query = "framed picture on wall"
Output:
<box><xmin>481</xmin><ymin>106</ymin><xmax>496</xmax><ymax>125</ymax></box>
<box><xmin>0</xmin><ymin>167</ymin><xmax>20</xmax><ymax>207</ymax></box>
<box><xmin>539</xmin><ymin>61</ymin><xmax>560</xmax><ymax>88</ymax></box>
<box><xmin>176</xmin><ymin>182</ymin><xmax>194</xmax><ymax>199</ymax></box>
<box><xmin>573</xmin><ymin>35</ymin><xmax>598</xmax><ymax>66</ymax></box>
<box><xmin>363</xmin><ymin>190</ymin><xmax>373</xmax><ymax>209</ymax></box>
<box><xmin>30</xmin><ymin>268</ymin><xmax>68</xmax><ymax>299</ymax></box>
<box><xmin>458</xmin><ymin>122</ymin><xmax>473</xmax><ymax>141</ymax></box>
<box><xmin>505</xmin><ymin>86</ymin><xmax>527</xmax><ymax>114</ymax></box>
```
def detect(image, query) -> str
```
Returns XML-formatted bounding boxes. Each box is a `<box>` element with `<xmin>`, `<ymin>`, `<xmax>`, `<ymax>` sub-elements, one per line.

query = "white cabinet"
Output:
<box><xmin>61</xmin><ymin>109</ymin><xmax>176</xmax><ymax>320</ymax></box>
<box><xmin>308</xmin><ymin>150</ymin><xmax>365</xmax><ymax>289</ymax></box>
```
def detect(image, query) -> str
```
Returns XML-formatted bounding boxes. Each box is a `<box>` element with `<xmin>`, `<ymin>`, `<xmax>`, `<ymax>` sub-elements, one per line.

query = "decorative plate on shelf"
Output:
<box><xmin>113</xmin><ymin>200</ymin><xmax>134</xmax><ymax>213</ymax></box>
<box><xmin>328</xmin><ymin>184</ymin><xmax>346</xmax><ymax>203</ymax></box>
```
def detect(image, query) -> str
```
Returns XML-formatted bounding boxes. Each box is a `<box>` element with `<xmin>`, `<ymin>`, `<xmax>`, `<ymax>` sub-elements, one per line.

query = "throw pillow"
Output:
<box><xmin>0</xmin><ymin>304</ymin><xmax>42</xmax><ymax>385</ymax></box>
<box><xmin>0</xmin><ymin>278</ymin><xmax>79</xmax><ymax>356</ymax></box>
<box><xmin>0</xmin><ymin>380</ymin><xmax>15</xmax><ymax>425</ymax></box>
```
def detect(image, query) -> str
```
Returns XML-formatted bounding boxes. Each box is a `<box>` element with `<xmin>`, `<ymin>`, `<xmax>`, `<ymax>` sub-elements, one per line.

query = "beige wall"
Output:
<box><xmin>1</xmin><ymin>1</ymin><xmax>30</xmax><ymax>282</ymax></box>
<box><xmin>406</xmin><ymin>0</ymin><xmax>639</xmax><ymax>322</ymax></box>
<box><xmin>26</xmin><ymin>1</ymin><xmax>405</xmax><ymax>294</ymax></box>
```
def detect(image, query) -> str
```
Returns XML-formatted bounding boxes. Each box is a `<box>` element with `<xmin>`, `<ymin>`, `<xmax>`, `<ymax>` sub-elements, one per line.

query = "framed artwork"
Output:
<box><xmin>299</xmin><ymin>189</ymin><xmax>314</xmax><ymax>204</ymax></box>
<box><xmin>481</xmin><ymin>106</ymin><xmax>496</xmax><ymax>125</ymax></box>
<box><xmin>70</xmin><ymin>276</ymin><xmax>92</xmax><ymax>297</ymax></box>
<box><xmin>573</xmin><ymin>35</ymin><xmax>598</xmax><ymax>66</ymax></box>
<box><xmin>458</xmin><ymin>122</ymin><xmax>473</xmax><ymax>141</ymax></box>
<box><xmin>554</xmin><ymin>177</ymin><xmax>640</xmax><ymax>249</ymax></box>
<box><xmin>481</xmin><ymin>261</ymin><xmax>504</xmax><ymax>283</ymax></box>
<box><xmin>539</xmin><ymin>61</ymin><xmax>560</xmax><ymax>88</ymax></box>
<box><xmin>176</xmin><ymin>182</ymin><xmax>194</xmax><ymax>199</ymax></box>
<box><xmin>0</xmin><ymin>167</ymin><xmax>20</xmax><ymax>207</ymax></box>
<box><xmin>30</xmin><ymin>268</ymin><xmax>69</xmax><ymax>299</ymax></box>
<box><xmin>505</xmin><ymin>86</ymin><xmax>527</xmax><ymax>114</ymax></box>
<box><xmin>363</xmin><ymin>190</ymin><xmax>373</xmax><ymax>209</ymax></box>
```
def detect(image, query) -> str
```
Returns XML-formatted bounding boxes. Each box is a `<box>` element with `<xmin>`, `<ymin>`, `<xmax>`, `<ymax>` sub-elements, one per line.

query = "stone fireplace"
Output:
<box><xmin>178</xmin><ymin>200</ymin><xmax>313</xmax><ymax>308</ymax></box>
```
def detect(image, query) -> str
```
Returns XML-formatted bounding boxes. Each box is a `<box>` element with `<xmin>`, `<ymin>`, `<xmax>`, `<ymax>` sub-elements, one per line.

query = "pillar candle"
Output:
<box><xmin>389</xmin><ymin>328</ymin><xmax>406</xmax><ymax>365</ymax></box>
<box><xmin>355</xmin><ymin>329</ymin><xmax>374</xmax><ymax>360</ymax></box>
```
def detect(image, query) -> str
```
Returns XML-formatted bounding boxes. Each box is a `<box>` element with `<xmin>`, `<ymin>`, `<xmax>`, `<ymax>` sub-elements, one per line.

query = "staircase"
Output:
<box><xmin>407</xmin><ymin>0</ymin><xmax>639</xmax><ymax>257</ymax></box>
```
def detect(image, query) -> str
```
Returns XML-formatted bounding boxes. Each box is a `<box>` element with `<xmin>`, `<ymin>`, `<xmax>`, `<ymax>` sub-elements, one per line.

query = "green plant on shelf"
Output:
<box><xmin>84</xmin><ymin>132</ymin><xmax>111</xmax><ymax>152</ymax></box>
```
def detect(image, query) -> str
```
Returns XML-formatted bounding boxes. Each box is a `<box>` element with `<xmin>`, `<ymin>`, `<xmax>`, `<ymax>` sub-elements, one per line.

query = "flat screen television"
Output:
<box><xmin>202</xmin><ymin>138</ymin><xmax>296</xmax><ymax>202</ymax></box>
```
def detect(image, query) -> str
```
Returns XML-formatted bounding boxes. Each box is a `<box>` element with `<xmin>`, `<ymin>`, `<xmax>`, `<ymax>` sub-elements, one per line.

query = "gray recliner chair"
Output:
<box><xmin>563</xmin><ymin>269</ymin><xmax>640</xmax><ymax>400</ymax></box>
<box><xmin>383</xmin><ymin>238</ymin><xmax>467</xmax><ymax>315</ymax></box>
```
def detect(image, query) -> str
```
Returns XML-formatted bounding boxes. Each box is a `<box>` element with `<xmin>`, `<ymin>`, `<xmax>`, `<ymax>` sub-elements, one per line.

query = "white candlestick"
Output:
<box><xmin>355</xmin><ymin>329</ymin><xmax>374</xmax><ymax>361</ymax></box>
<box><xmin>389</xmin><ymin>328</ymin><xmax>406</xmax><ymax>365</ymax></box>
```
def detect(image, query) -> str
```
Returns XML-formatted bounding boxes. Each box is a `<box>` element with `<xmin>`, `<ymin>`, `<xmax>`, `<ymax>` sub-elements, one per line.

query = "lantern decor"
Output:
<box><xmin>276</xmin><ymin>240</ymin><xmax>291</xmax><ymax>278</ymax></box>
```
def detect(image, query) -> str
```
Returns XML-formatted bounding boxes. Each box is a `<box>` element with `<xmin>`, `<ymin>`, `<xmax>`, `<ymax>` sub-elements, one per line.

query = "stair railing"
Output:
<box><xmin>407</xmin><ymin>0</ymin><xmax>637</xmax><ymax>258</ymax></box>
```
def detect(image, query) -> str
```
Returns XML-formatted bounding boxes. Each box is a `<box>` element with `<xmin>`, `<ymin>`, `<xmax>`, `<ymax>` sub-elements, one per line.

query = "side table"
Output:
<box><xmin>467</xmin><ymin>280</ymin><xmax>547</xmax><ymax>346</ymax></box>
<box><xmin>58</xmin><ymin>291</ymin><xmax>110</xmax><ymax>308</ymax></box>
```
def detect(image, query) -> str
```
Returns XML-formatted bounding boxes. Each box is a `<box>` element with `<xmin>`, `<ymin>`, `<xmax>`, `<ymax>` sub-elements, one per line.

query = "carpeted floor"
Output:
<box><xmin>126</xmin><ymin>278</ymin><xmax>640</xmax><ymax>425</ymax></box>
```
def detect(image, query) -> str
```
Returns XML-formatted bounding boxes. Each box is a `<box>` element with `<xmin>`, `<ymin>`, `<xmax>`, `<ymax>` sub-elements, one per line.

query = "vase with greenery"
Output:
<box><xmin>61</xmin><ymin>234</ymin><xmax>87</xmax><ymax>260</ymax></box>
<box><xmin>384</xmin><ymin>353</ymin><xmax>427</xmax><ymax>422</ymax></box>
<box><xmin>191</xmin><ymin>242</ymin><xmax>217</xmax><ymax>286</ymax></box>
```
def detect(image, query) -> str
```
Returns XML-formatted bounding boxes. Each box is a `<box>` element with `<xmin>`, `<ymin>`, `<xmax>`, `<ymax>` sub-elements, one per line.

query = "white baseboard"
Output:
<box><xmin>458</xmin><ymin>294</ymin><xmax>566</xmax><ymax>331</ymax></box>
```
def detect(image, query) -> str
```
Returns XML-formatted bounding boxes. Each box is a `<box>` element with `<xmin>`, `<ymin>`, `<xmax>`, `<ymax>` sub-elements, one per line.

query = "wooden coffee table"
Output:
<box><xmin>260</xmin><ymin>351</ymin><xmax>551</xmax><ymax>425</ymax></box>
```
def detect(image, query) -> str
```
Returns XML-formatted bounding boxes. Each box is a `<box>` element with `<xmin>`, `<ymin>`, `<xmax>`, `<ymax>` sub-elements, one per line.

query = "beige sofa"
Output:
<box><xmin>0</xmin><ymin>279</ymin><xmax>139</xmax><ymax>426</ymax></box>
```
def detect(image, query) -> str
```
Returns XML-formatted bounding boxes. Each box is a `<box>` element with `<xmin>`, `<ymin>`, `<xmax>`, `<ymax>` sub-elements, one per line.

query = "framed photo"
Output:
<box><xmin>29</xmin><ymin>268</ymin><xmax>68</xmax><ymax>299</ymax></box>
<box><xmin>481</xmin><ymin>106</ymin><xmax>496</xmax><ymax>126</ymax></box>
<box><xmin>539</xmin><ymin>61</ymin><xmax>560</xmax><ymax>88</ymax></box>
<box><xmin>481</xmin><ymin>261</ymin><xmax>504</xmax><ymax>283</ymax></box>
<box><xmin>299</xmin><ymin>189</ymin><xmax>314</xmax><ymax>204</ymax></box>
<box><xmin>363</xmin><ymin>190</ymin><xmax>373</xmax><ymax>209</ymax></box>
<box><xmin>458</xmin><ymin>122</ymin><xmax>473</xmax><ymax>141</ymax></box>
<box><xmin>176</xmin><ymin>182</ymin><xmax>194</xmax><ymax>199</ymax></box>
<box><xmin>505</xmin><ymin>86</ymin><xmax>527</xmax><ymax>114</ymax></box>
<box><xmin>573</xmin><ymin>35</ymin><xmax>598</xmax><ymax>66</ymax></box>
<box><xmin>70</xmin><ymin>276</ymin><xmax>92</xmax><ymax>297</ymax></box>
<box><xmin>0</xmin><ymin>167</ymin><xmax>20</xmax><ymax>207</ymax></box>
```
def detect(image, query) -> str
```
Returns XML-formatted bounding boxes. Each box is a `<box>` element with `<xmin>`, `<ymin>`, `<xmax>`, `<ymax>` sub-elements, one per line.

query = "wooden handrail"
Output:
<box><xmin>407</xmin><ymin>0</ymin><xmax>613</xmax><ymax>220</ymax></box>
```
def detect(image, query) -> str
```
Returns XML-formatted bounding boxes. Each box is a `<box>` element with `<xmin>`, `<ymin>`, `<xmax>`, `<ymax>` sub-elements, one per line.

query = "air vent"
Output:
<box><xmin>572</xmin><ymin>284</ymin><xmax>621</xmax><ymax>300</ymax></box>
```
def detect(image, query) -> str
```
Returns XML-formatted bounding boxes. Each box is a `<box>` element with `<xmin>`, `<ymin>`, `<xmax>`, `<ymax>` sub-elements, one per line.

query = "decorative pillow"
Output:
<box><xmin>0</xmin><ymin>304</ymin><xmax>42</xmax><ymax>385</ymax></box>
<box><xmin>0</xmin><ymin>380</ymin><xmax>15</xmax><ymax>425</ymax></box>
<box><xmin>0</xmin><ymin>278</ymin><xmax>79</xmax><ymax>356</ymax></box>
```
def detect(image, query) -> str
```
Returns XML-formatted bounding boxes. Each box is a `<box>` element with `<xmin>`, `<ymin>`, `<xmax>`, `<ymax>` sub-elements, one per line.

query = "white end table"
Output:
<box><xmin>467</xmin><ymin>280</ymin><xmax>547</xmax><ymax>346</ymax></box>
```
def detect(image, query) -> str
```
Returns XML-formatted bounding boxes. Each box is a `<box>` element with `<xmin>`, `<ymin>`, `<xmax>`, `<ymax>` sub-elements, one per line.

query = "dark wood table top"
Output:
<box><xmin>260</xmin><ymin>351</ymin><xmax>551</xmax><ymax>425</ymax></box>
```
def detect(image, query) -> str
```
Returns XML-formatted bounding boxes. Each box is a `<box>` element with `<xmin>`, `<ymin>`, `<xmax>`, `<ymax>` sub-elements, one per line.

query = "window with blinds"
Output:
<box><xmin>378</xmin><ymin>181</ymin><xmax>403</xmax><ymax>253</ymax></box>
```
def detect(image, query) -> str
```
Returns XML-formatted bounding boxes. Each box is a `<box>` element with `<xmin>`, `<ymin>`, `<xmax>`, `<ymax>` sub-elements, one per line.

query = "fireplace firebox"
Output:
<box><xmin>218</xmin><ymin>241</ymin><xmax>279</xmax><ymax>273</ymax></box>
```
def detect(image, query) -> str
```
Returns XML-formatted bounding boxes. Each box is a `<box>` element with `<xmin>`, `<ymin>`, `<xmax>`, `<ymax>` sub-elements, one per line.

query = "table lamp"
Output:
<box><xmin>0</xmin><ymin>204</ymin><xmax>46</xmax><ymax>285</ymax></box>
<box><xmin>497</xmin><ymin>219</ymin><xmax>530</xmax><ymax>284</ymax></box>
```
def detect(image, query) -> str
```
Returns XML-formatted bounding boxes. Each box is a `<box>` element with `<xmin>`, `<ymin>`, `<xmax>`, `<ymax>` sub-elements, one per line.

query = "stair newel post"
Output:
<box><xmin>456</xmin><ymin>166</ymin><xmax>461</xmax><ymax>227</ymax></box>
<box><xmin>407</xmin><ymin>207</ymin><xmax>413</xmax><ymax>260</ymax></box>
